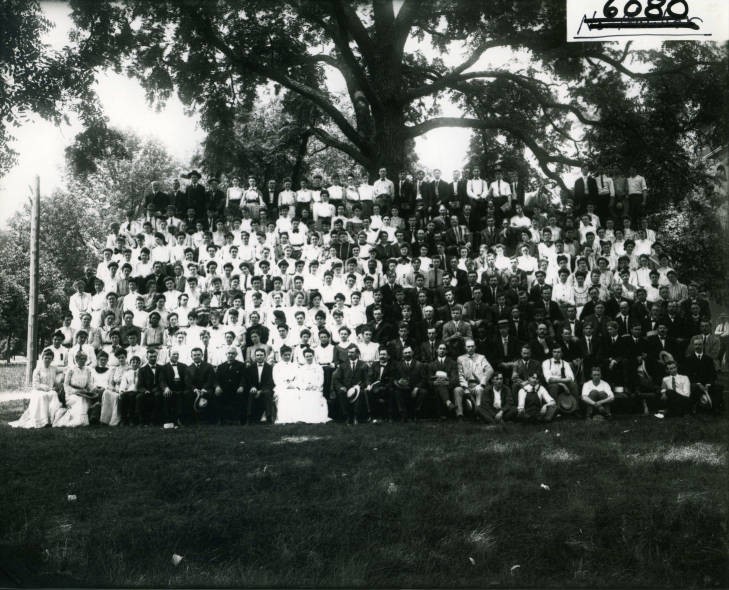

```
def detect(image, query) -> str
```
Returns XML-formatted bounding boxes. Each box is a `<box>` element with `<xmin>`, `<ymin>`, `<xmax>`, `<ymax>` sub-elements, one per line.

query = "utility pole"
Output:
<box><xmin>25</xmin><ymin>176</ymin><xmax>40</xmax><ymax>385</ymax></box>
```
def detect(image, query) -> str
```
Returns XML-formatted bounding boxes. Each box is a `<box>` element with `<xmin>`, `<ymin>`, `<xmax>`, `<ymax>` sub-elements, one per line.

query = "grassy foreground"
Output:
<box><xmin>0</xmin><ymin>400</ymin><xmax>727</xmax><ymax>588</ymax></box>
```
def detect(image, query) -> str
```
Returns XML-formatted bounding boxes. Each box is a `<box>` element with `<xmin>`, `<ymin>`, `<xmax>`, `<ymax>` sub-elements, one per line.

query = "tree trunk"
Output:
<box><xmin>370</xmin><ymin>103</ymin><xmax>407</xmax><ymax>180</ymax></box>
<box><xmin>291</xmin><ymin>131</ymin><xmax>311</xmax><ymax>186</ymax></box>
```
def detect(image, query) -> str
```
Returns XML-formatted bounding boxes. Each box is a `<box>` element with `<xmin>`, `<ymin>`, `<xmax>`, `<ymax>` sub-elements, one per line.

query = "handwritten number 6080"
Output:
<box><xmin>602</xmin><ymin>0</ymin><xmax>689</xmax><ymax>18</ymax></box>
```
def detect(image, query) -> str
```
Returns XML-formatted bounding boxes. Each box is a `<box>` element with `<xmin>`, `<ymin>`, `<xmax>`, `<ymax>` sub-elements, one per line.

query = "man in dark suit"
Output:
<box><xmin>463</xmin><ymin>286</ymin><xmax>493</xmax><ymax>328</ymax></box>
<box><xmin>601</xmin><ymin>321</ymin><xmax>625</xmax><ymax>387</ymax></box>
<box><xmin>215</xmin><ymin>348</ymin><xmax>246</xmax><ymax>423</ymax></box>
<box><xmin>160</xmin><ymin>349</ymin><xmax>187</xmax><ymax>425</ymax></box>
<box><xmin>683</xmin><ymin>336</ymin><xmax>724</xmax><ymax>414</ymax></box>
<box><xmin>387</xmin><ymin>322</ymin><xmax>417</xmax><ymax>362</ymax></box>
<box><xmin>395</xmin><ymin>171</ymin><xmax>416</xmax><ymax>216</ymax></box>
<box><xmin>144</xmin><ymin>181</ymin><xmax>169</xmax><ymax>215</ymax></box>
<box><xmin>263</xmin><ymin>179</ymin><xmax>278</xmax><ymax>212</ymax></box>
<box><xmin>243</xmin><ymin>348</ymin><xmax>275</xmax><ymax>424</ymax></box>
<box><xmin>185</xmin><ymin>346</ymin><xmax>217</xmax><ymax>423</ymax></box>
<box><xmin>490</xmin><ymin>319</ymin><xmax>521</xmax><ymax>376</ymax></box>
<box><xmin>137</xmin><ymin>349</ymin><xmax>164</xmax><ymax>425</ymax></box>
<box><xmin>576</xmin><ymin>322</ymin><xmax>601</xmax><ymax>382</ymax></box>
<box><xmin>428</xmin><ymin>342</ymin><xmax>459</xmax><ymax>419</ymax></box>
<box><xmin>393</xmin><ymin>346</ymin><xmax>427</xmax><ymax>421</ymax></box>
<box><xmin>206</xmin><ymin>177</ymin><xmax>226</xmax><ymax>215</ymax></box>
<box><xmin>184</xmin><ymin>170</ymin><xmax>207</xmax><ymax>218</ymax></box>
<box><xmin>368</xmin><ymin>307</ymin><xmax>396</xmax><ymax>345</ymax></box>
<box><xmin>419</xmin><ymin>327</ymin><xmax>441</xmax><ymax>363</ymax></box>
<box><xmin>511</xmin><ymin>343</ymin><xmax>543</xmax><ymax>390</ymax></box>
<box><xmin>366</xmin><ymin>347</ymin><xmax>399</xmax><ymax>421</ymax></box>
<box><xmin>332</xmin><ymin>344</ymin><xmax>369</xmax><ymax>424</ymax></box>
<box><xmin>645</xmin><ymin>322</ymin><xmax>680</xmax><ymax>382</ymax></box>
<box><xmin>573</xmin><ymin>165</ymin><xmax>598</xmax><ymax>213</ymax></box>
<box><xmin>169</xmin><ymin>179</ymin><xmax>186</xmax><ymax>213</ymax></box>
<box><xmin>530</xmin><ymin>286</ymin><xmax>565</xmax><ymax>324</ymax></box>
<box><xmin>507</xmin><ymin>170</ymin><xmax>526</xmax><ymax>208</ymax></box>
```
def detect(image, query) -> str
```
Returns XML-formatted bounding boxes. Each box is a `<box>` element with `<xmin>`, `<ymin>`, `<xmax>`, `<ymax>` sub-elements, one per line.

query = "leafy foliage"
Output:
<box><xmin>0</xmin><ymin>0</ymin><xmax>98</xmax><ymax>174</ymax></box>
<box><xmin>64</xmin><ymin>0</ymin><xmax>725</xmax><ymax>180</ymax></box>
<box><xmin>0</xmin><ymin>129</ymin><xmax>181</xmax><ymax>347</ymax></box>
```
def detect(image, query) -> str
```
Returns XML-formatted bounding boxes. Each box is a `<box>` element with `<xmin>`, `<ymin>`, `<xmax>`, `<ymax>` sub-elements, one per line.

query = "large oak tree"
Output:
<box><xmin>66</xmin><ymin>0</ymin><xmax>724</xmax><ymax>184</ymax></box>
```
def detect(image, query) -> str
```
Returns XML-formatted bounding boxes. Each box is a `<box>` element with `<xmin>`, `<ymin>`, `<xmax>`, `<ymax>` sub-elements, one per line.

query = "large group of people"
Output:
<box><xmin>9</xmin><ymin>163</ymin><xmax>727</xmax><ymax>430</ymax></box>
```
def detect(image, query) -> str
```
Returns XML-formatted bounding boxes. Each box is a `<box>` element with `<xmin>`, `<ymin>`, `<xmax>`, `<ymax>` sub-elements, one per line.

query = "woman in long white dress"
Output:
<box><xmin>9</xmin><ymin>348</ymin><xmax>62</xmax><ymax>428</ymax></box>
<box><xmin>273</xmin><ymin>347</ymin><xmax>329</xmax><ymax>424</ymax></box>
<box><xmin>52</xmin><ymin>351</ymin><xmax>95</xmax><ymax>428</ymax></box>
<box><xmin>294</xmin><ymin>348</ymin><xmax>328</xmax><ymax>423</ymax></box>
<box><xmin>100</xmin><ymin>349</ymin><xmax>127</xmax><ymax>426</ymax></box>
<box><xmin>272</xmin><ymin>346</ymin><xmax>300</xmax><ymax>424</ymax></box>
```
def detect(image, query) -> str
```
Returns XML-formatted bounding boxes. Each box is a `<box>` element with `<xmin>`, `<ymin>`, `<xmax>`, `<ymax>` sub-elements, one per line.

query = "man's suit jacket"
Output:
<box><xmin>429</xmin><ymin>179</ymin><xmax>453</xmax><ymax>209</ymax></box>
<box><xmin>530</xmin><ymin>299</ymin><xmax>565</xmax><ymax>323</ymax></box>
<box><xmin>428</xmin><ymin>355</ymin><xmax>459</xmax><ymax>387</ymax></box>
<box><xmin>484</xmin><ymin>385</ymin><xmax>516</xmax><ymax>410</ymax></box>
<box><xmin>368</xmin><ymin>320</ymin><xmax>396</xmax><ymax>345</ymax></box>
<box><xmin>444</xmin><ymin>226</ymin><xmax>471</xmax><ymax>250</ymax></box>
<box><xmin>145</xmin><ymin>191</ymin><xmax>169</xmax><ymax>213</ymax></box>
<box><xmin>396</xmin><ymin>179</ymin><xmax>416</xmax><ymax>211</ymax></box>
<box><xmin>601</xmin><ymin>335</ymin><xmax>625</xmax><ymax>361</ymax></box>
<box><xmin>185</xmin><ymin>361</ymin><xmax>216</xmax><ymax>393</ymax></box>
<box><xmin>185</xmin><ymin>184</ymin><xmax>208</xmax><ymax>217</ymax></box>
<box><xmin>619</xmin><ymin>335</ymin><xmax>648</xmax><ymax>362</ymax></box>
<box><xmin>489</xmin><ymin>336</ymin><xmax>521</xmax><ymax>365</ymax></box>
<box><xmin>682</xmin><ymin>353</ymin><xmax>717</xmax><ymax>385</ymax></box>
<box><xmin>215</xmin><ymin>359</ymin><xmax>246</xmax><ymax>394</ymax></box>
<box><xmin>679</xmin><ymin>297</ymin><xmax>710</xmax><ymax>319</ymax></box>
<box><xmin>387</xmin><ymin>337</ymin><xmax>417</xmax><ymax>361</ymax></box>
<box><xmin>139</xmin><ymin>363</ymin><xmax>164</xmax><ymax>393</ymax></box>
<box><xmin>685</xmin><ymin>333</ymin><xmax>721</xmax><ymax>364</ymax></box>
<box><xmin>244</xmin><ymin>362</ymin><xmax>275</xmax><ymax>392</ymax></box>
<box><xmin>161</xmin><ymin>362</ymin><xmax>188</xmax><ymax>391</ymax></box>
<box><xmin>573</xmin><ymin>176</ymin><xmax>598</xmax><ymax>208</ymax></box>
<box><xmin>332</xmin><ymin>360</ymin><xmax>369</xmax><ymax>392</ymax></box>
<box><xmin>442</xmin><ymin>320</ymin><xmax>472</xmax><ymax>342</ymax></box>
<box><xmin>425</xmin><ymin>269</ymin><xmax>444</xmax><ymax>289</ymax></box>
<box><xmin>368</xmin><ymin>361</ymin><xmax>398</xmax><ymax>387</ymax></box>
<box><xmin>479</xmin><ymin>226</ymin><xmax>499</xmax><ymax>249</ymax></box>
<box><xmin>420</xmin><ymin>339</ymin><xmax>441</xmax><ymax>363</ymax></box>
<box><xmin>396</xmin><ymin>359</ymin><xmax>426</xmax><ymax>389</ymax></box>
<box><xmin>645</xmin><ymin>334</ymin><xmax>680</xmax><ymax>362</ymax></box>
<box><xmin>511</xmin><ymin>358</ymin><xmax>543</xmax><ymax>386</ymax></box>
<box><xmin>463</xmin><ymin>300</ymin><xmax>493</xmax><ymax>325</ymax></box>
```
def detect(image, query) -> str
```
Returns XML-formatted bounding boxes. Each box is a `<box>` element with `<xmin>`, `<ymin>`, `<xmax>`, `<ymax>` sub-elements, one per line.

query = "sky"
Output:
<box><xmin>0</xmin><ymin>1</ymin><xmax>675</xmax><ymax>226</ymax></box>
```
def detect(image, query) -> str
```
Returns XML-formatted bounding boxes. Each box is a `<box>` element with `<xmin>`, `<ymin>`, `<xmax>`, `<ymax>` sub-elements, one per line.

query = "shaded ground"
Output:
<box><xmin>1</xmin><ymin>398</ymin><xmax>727</xmax><ymax>588</ymax></box>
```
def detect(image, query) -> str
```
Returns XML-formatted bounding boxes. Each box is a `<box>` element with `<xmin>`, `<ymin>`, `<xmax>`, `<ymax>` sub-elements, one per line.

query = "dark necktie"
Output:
<box><xmin>203</xmin><ymin>346</ymin><xmax>208</xmax><ymax>363</ymax></box>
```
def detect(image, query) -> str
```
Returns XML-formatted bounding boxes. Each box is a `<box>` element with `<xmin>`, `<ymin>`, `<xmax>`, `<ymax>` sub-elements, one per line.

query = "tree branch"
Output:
<box><xmin>405</xmin><ymin>117</ymin><xmax>582</xmax><ymax>189</ymax></box>
<box><xmin>329</xmin><ymin>0</ymin><xmax>377</xmax><ymax>62</ymax></box>
<box><xmin>183</xmin><ymin>6</ymin><xmax>366</xmax><ymax>151</ymax></box>
<box><xmin>310</xmin><ymin>126</ymin><xmax>368</xmax><ymax>166</ymax></box>
<box><xmin>589</xmin><ymin>51</ymin><xmax>720</xmax><ymax>78</ymax></box>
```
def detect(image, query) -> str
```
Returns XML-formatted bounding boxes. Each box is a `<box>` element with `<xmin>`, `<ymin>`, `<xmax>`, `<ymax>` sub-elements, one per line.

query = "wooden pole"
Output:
<box><xmin>25</xmin><ymin>176</ymin><xmax>40</xmax><ymax>385</ymax></box>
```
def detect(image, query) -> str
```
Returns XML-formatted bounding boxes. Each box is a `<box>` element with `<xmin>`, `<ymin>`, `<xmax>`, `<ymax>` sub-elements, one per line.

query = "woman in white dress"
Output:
<box><xmin>9</xmin><ymin>348</ymin><xmax>62</xmax><ymax>428</ymax></box>
<box><xmin>274</xmin><ymin>347</ymin><xmax>329</xmax><ymax>424</ymax></box>
<box><xmin>293</xmin><ymin>348</ymin><xmax>328</xmax><ymax>423</ymax></box>
<box><xmin>100</xmin><ymin>348</ymin><xmax>127</xmax><ymax>426</ymax></box>
<box><xmin>52</xmin><ymin>351</ymin><xmax>95</xmax><ymax>428</ymax></box>
<box><xmin>272</xmin><ymin>346</ymin><xmax>300</xmax><ymax>424</ymax></box>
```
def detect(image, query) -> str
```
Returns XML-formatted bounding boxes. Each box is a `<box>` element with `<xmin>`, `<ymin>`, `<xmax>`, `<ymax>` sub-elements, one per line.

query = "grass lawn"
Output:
<box><xmin>0</xmin><ymin>399</ymin><xmax>727</xmax><ymax>588</ymax></box>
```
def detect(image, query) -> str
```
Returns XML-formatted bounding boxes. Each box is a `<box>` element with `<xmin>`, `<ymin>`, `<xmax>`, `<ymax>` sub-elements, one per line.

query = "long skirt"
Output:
<box><xmin>52</xmin><ymin>393</ymin><xmax>91</xmax><ymax>428</ymax></box>
<box><xmin>9</xmin><ymin>389</ymin><xmax>61</xmax><ymax>429</ymax></box>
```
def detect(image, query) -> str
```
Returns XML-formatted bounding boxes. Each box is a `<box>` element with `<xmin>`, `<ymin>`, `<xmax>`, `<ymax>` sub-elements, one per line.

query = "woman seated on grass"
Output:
<box><xmin>9</xmin><ymin>348</ymin><xmax>62</xmax><ymax>429</ymax></box>
<box><xmin>52</xmin><ymin>351</ymin><xmax>96</xmax><ymax>428</ymax></box>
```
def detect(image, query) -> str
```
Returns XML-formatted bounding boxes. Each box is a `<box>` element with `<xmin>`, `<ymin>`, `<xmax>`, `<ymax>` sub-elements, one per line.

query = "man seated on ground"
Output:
<box><xmin>655</xmin><ymin>360</ymin><xmax>692</xmax><ymax>419</ymax></box>
<box><xmin>542</xmin><ymin>345</ymin><xmax>579</xmax><ymax>407</ymax></box>
<box><xmin>581</xmin><ymin>366</ymin><xmax>614</xmax><ymax>420</ymax></box>
<box><xmin>517</xmin><ymin>371</ymin><xmax>557</xmax><ymax>422</ymax></box>
<box><xmin>456</xmin><ymin>339</ymin><xmax>494</xmax><ymax>421</ymax></box>
<box><xmin>478</xmin><ymin>372</ymin><xmax>517</xmax><ymax>423</ymax></box>
<box><xmin>429</xmin><ymin>342</ymin><xmax>459</xmax><ymax>420</ymax></box>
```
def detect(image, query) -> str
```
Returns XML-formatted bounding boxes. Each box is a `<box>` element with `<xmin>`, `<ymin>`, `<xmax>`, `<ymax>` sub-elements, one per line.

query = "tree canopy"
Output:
<box><xmin>63</xmin><ymin>0</ymin><xmax>724</xmax><ymax>184</ymax></box>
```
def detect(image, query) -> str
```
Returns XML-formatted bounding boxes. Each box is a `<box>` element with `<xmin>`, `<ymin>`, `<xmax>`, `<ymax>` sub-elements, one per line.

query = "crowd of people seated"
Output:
<box><xmin>9</xmin><ymin>164</ymin><xmax>727</xmax><ymax>429</ymax></box>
